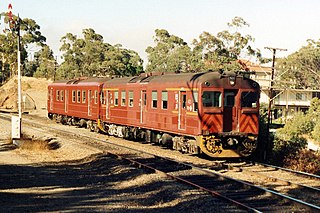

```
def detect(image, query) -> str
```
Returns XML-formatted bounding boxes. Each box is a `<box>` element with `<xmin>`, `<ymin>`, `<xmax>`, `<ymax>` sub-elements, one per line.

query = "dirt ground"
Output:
<box><xmin>0</xmin><ymin>77</ymin><xmax>238</xmax><ymax>212</ymax></box>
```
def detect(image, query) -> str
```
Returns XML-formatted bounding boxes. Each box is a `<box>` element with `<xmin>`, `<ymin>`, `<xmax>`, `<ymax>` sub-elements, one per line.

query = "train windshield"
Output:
<box><xmin>241</xmin><ymin>91</ymin><xmax>258</xmax><ymax>108</ymax></box>
<box><xmin>202</xmin><ymin>91</ymin><xmax>222</xmax><ymax>107</ymax></box>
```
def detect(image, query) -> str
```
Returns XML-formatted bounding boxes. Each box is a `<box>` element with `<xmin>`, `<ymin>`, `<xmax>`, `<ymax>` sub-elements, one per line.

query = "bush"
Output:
<box><xmin>271</xmin><ymin>135</ymin><xmax>307</xmax><ymax>165</ymax></box>
<box><xmin>282</xmin><ymin>112</ymin><xmax>314</xmax><ymax>137</ymax></box>
<box><xmin>312</xmin><ymin>122</ymin><xmax>320</xmax><ymax>144</ymax></box>
<box><xmin>283</xmin><ymin>150</ymin><xmax>320</xmax><ymax>175</ymax></box>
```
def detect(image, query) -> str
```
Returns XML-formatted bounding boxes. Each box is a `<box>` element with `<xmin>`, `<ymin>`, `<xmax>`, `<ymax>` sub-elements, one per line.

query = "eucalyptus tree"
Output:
<box><xmin>32</xmin><ymin>45</ymin><xmax>56</xmax><ymax>79</ymax></box>
<box><xmin>57</xmin><ymin>28</ymin><xmax>143</xmax><ymax>79</ymax></box>
<box><xmin>0</xmin><ymin>12</ymin><xmax>46</xmax><ymax>81</ymax></box>
<box><xmin>146</xmin><ymin>29</ymin><xmax>191</xmax><ymax>73</ymax></box>
<box><xmin>192</xmin><ymin>16</ymin><xmax>260</xmax><ymax>72</ymax></box>
<box><xmin>146</xmin><ymin>17</ymin><xmax>259</xmax><ymax>73</ymax></box>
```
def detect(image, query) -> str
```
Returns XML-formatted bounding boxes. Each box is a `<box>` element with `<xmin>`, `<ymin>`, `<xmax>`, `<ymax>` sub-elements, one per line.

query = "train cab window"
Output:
<box><xmin>129</xmin><ymin>91</ymin><xmax>134</xmax><ymax>107</ymax></box>
<box><xmin>77</xmin><ymin>90</ymin><xmax>81</xmax><ymax>103</ymax></box>
<box><xmin>72</xmin><ymin>90</ymin><xmax>76</xmax><ymax>103</ymax></box>
<box><xmin>94</xmin><ymin>90</ymin><xmax>98</xmax><ymax>104</ymax></box>
<box><xmin>152</xmin><ymin>90</ymin><xmax>158</xmax><ymax>108</ymax></box>
<box><xmin>162</xmin><ymin>91</ymin><xmax>168</xmax><ymax>109</ymax></box>
<box><xmin>61</xmin><ymin>90</ymin><xmax>64</xmax><ymax>101</ymax></box>
<box><xmin>241</xmin><ymin>91</ymin><xmax>258</xmax><ymax>108</ymax></box>
<box><xmin>82</xmin><ymin>90</ymin><xmax>86</xmax><ymax>103</ymax></box>
<box><xmin>114</xmin><ymin>91</ymin><xmax>119</xmax><ymax>106</ymax></box>
<box><xmin>121</xmin><ymin>90</ymin><xmax>126</xmax><ymax>106</ymax></box>
<box><xmin>202</xmin><ymin>91</ymin><xmax>221</xmax><ymax>107</ymax></box>
<box><xmin>56</xmin><ymin>90</ymin><xmax>60</xmax><ymax>101</ymax></box>
<box><xmin>224</xmin><ymin>92</ymin><xmax>235</xmax><ymax>107</ymax></box>
<box><xmin>193</xmin><ymin>91</ymin><xmax>198</xmax><ymax>111</ymax></box>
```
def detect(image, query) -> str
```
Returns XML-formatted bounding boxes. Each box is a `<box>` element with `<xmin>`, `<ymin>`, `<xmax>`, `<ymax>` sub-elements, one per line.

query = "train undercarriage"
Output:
<box><xmin>48</xmin><ymin>113</ymin><xmax>258</xmax><ymax>158</ymax></box>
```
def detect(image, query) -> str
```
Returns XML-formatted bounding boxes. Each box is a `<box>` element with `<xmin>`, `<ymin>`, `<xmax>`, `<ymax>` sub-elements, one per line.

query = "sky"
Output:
<box><xmin>1</xmin><ymin>0</ymin><xmax>320</xmax><ymax>65</ymax></box>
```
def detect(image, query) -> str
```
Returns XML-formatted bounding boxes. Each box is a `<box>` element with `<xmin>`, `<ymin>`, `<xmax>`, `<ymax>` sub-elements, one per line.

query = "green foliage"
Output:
<box><xmin>0</xmin><ymin>12</ymin><xmax>46</xmax><ymax>81</ymax></box>
<box><xmin>32</xmin><ymin>45</ymin><xmax>56</xmax><ymax>79</ymax></box>
<box><xmin>146</xmin><ymin>17</ymin><xmax>260</xmax><ymax>73</ymax></box>
<box><xmin>146</xmin><ymin>29</ymin><xmax>191</xmax><ymax>73</ymax></box>
<box><xmin>312</xmin><ymin>123</ymin><xmax>320</xmax><ymax>143</ymax></box>
<box><xmin>276</xmin><ymin>112</ymin><xmax>314</xmax><ymax>140</ymax></box>
<box><xmin>56</xmin><ymin>29</ymin><xmax>143</xmax><ymax>79</ymax></box>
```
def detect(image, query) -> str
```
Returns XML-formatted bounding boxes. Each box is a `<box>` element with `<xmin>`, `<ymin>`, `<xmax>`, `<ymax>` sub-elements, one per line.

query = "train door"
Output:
<box><xmin>140</xmin><ymin>90</ymin><xmax>147</xmax><ymax>124</ymax></box>
<box><xmin>64</xmin><ymin>90</ymin><xmax>68</xmax><ymax>113</ymax></box>
<box><xmin>88</xmin><ymin>89</ymin><xmax>92</xmax><ymax>116</ymax></box>
<box><xmin>106</xmin><ymin>90</ymin><xmax>110</xmax><ymax>119</ymax></box>
<box><xmin>49</xmin><ymin>88</ymin><xmax>53</xmax><ymax>111</ymax></box>
<box><xmin>223</xmin><ymin>90</ymin><xmax>239</xmax><ymax>132</ymax></box>
<box><xmin>178</xmin><ymin>91</ymin><xmax>187</xmax><ymax>130</ymax></box>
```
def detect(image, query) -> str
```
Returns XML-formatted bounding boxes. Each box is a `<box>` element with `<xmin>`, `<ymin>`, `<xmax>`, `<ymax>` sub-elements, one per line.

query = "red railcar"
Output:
<box><xmin>98</xmin><ymin>71</ymin><xmax>260</xmax><ymax>158</ymax></box>
<box><xmin>47</xmin><ymin>78</ymin><xmax>107</xmax><ymax>130</ymax></box>
<box><xmin>48</xmin><ymin>71</ymin><xmax>260</xmax><ymax>158</ymax></box>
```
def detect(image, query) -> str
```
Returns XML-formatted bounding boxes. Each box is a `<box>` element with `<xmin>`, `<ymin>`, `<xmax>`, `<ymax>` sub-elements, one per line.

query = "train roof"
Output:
<box><xmin>49</xmin><ymin>77</ymin><xmax>109</xmax><ymax>86</ymax></box>
<box><xmin>104</xmin><ymin>70</ymin><xmax>258</xmax><ymax>87</ymax></box>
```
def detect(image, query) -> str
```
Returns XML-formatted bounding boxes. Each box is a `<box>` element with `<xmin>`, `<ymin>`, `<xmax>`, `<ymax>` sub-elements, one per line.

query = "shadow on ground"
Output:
<box><xmin>0</xmin><ymin>154</ymin><xmax>239</xmax><ymax>212</ymax></box>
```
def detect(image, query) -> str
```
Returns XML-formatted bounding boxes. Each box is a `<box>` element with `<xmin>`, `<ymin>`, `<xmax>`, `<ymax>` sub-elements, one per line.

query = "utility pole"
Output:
<box><xmin>264</xmin><ymin>46</ymin><xmax>287</xmax><ymax>161</ymax></box>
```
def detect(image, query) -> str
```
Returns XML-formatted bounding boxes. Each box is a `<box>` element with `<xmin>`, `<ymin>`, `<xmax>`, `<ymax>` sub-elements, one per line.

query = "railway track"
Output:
<box><xmin>1</xmin><ymin>112</ymin><xmax>320</xmax><ymax>212</ymax></box>
<box><xmin>220</xmin><ymin>160</ymin><xmax>320</xmax><ymax>208</ymax></box>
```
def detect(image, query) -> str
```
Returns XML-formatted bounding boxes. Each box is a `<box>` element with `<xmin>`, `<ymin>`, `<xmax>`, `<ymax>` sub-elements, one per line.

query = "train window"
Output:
<box><xmin>193</xmin><ymin>91</ymin><xmax>198</xmax><ymax>111</ymax></box>
<box><xmin>56</xmin><ymin>90</ymin><xmax>60</xmax><ymax>101</ymax></box>
<box><xmin>94</xmin><ymin>90</ymin><xmax>98</xmax><ymax>104</ymax></box>
<box><xmin>82</xmin><ymin>90</ymin><xmax>86</xmax><ymax>103</ymax></box>
<box><xmin>224</xmin><ymin>92</ymin><xmax>235</xmax><ymax>107</ymax></box>
<box><xmin>100</xmin><ymin>91</ymin><xmax>104</xmax><ymax>104</ymax></box>
<box><xmin>202</xmin><ymin>91</ymin><xmax>221</xmax><ymax>107</ymax></box>
<box><xmin>182</xmin><ymin>94</ymin><xmax>187</xmax><ymax>109</ymax></box>
<box><xmin>61</xmin><ymin>90</ymin><xmax>64</xmax><ymax>101</ymax></box>
<box><xmin>162</xmin><ymin>91</ymin><xmax>168</xmax><ymax>109</ymax></box>
<box><xmin>129</xmin><ymin>91</ymin><xmax>134</xmax><ymax>107</ymax></box>
<box><xmin>77</xmin><ymin>90</ymin><xmax>81</xmax><ymax>103</ymax></box>
<box><xmin>72</xmin><ymin>90</ymin><xmax>76</xmax><ymax>103</ymax></box>
<box><xmin>143</xmin><ymin>91</ymin><xmax>147</xmax><ymax>106</ymax></box>
<box><xmin>121</xmin><ymin>90</ymin><xmax>126</xmax><ymax>106</ymax></box>
<box><xmin>152</xmin><ymin>91</ymin><xmax>158</xmax><ymax>108</ymax></box>
<box><xmin>114</xmin><ymin>91</ymin><xmax>119</xmax><ymax>106</ymax></box>
<box><xmin>241</xmin><ymin>92</ymin><xmax>258</xmax><ymax>108</ymax></box>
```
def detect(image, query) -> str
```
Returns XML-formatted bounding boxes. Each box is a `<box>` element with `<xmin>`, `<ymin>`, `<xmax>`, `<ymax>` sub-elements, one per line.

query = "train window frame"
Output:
<box><xmin>77</xmin><ymin>90</ymin><xmax>81</xmax><ymax>103</ymax></box>
<box><xmin>61</xmin><ymin>90</ymin><xmax>64</xmax><ymax>101</ymax></box>
<box><xmin>202</xmin><ymin>91</ymin><xmax>222</xmax><ymax>108</ymax></box>
<box><xmin>114</xmin><ymin>91</ymin><xmax>119</xmax><ymax>106</ymax></box>
<box><xmin>72</xmin><ymin>90</ymin><xmax>76</xmax><ymax>103</ymax></box>
<box><xmin>82</xmin><ymin>90</ymin><xmax>86</xmax><ymax>103</ymax></box>
<box><xmin>56</xmin><ymin>90</ymin><xmax>60</xmax><ymax>101</ymax></box>
<box><xmin>152</xmin><ymin>90</ymin><xmax>158</xmax><ymax>109</ymax></box>
<box><xmin>193</xmin><ymin>91</ymin><xmax>198</xmax><ymax>112</ymax></box>
<box><xmin>121</xmin><ymin>90</ymin><xmax>126</xmax><ymax>106</ymax></box>
<box><xmin>241</xmin><ymin>91</ymin><xmax>258</xmax><ymax>108</ymax></box>
<box><xmin>94</xmin><ymin>90</ymin><xmax>98</xmax><ymax>104</ymax></box>
<box><xmin>162</xmin><ymin>91</ymin><xmax>168</xmax><ymax>110</ymax></box>
<box><xmin>129</xmin><ymin>90</ymin><xmax>134</xmax><ymax>107</ymax></box>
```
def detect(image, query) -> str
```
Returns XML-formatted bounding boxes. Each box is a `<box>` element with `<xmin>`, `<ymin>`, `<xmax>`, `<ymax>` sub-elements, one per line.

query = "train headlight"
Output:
<box><xmin>229</xmin><ymin>76</ymin><xmax>236</xmax><ymax>86</ymax></box>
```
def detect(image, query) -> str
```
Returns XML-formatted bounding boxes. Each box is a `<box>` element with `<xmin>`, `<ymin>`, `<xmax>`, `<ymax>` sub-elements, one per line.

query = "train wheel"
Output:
<box><xmin>161</xmin><ymin>133</ymin><xmax>173</xmax><ymax>147</ymax></box>
<box><xmin>93</xmin><ymin>123</ymin><xmax>100</xmax><ymax>133</ymax></box>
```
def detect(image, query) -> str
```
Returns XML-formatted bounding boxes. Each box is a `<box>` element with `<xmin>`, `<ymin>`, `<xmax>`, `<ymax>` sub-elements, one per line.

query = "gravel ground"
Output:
<box><xmin>0</xmin><ymin>112</ymin><xmax>243</xmax><ymax>212</ymax></box>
